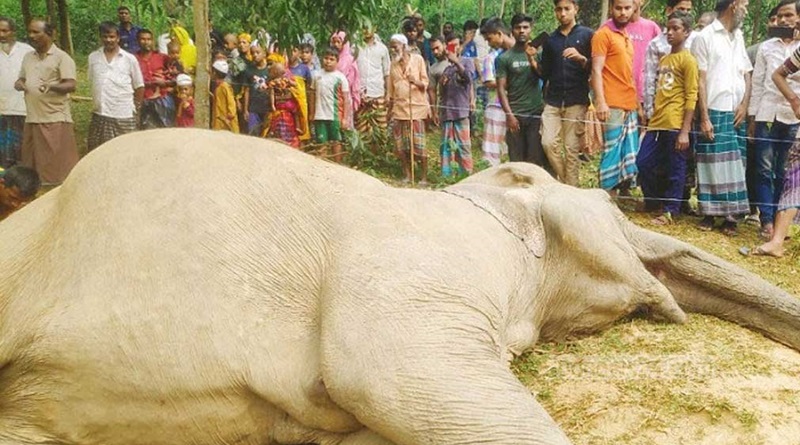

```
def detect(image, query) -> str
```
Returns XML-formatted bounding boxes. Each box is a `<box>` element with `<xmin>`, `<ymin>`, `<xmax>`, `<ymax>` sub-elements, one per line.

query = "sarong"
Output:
<box><xmin>21</xmin><ymin>122</ymin><xmax>79</xmax><ymax>185</ymax></box>
<box><xmin>599</xmin><ymin>109</ymin><xmax>639</xmax><ymax>190</ymax></box>
<box><xmin>441</xmin><ymin>118</ymin><xmax>473</xmax><ymax>176</ymax></box>
<box><xmin>0</xmin><ymin>115</ymin><xmax>25</xmax><ymax>168</ymax></box>
<box><xmin>392</xmin><ymin>119</ymin><xmax>426</xmax><ymax>158</ymax></box>
<box><xmin>482</xmin><ymin>106</ymin><xmax>506</xmax><ymax>167</ymax></box>
<box><xmin>88</xmin><ymin>113</ymin><xmax>138</xmax><ymax>152</ymax></box>
<box><xmin>695</xmin><ymin>109</ymin><xmax>749</xmax><ymax>216</ymax></box>
<box><xmin>139</xmin><ymin>95</ymin><xmax>176</xmax><ymax>129</ymax></box>
<box><xmin>778</xmin><ymin>138</ymin><xmax>800</xmax><ymax>224</ymax></box>
<box><xmin>264</xmin><ymin>100</ymin><xmax>300</xmax><ymax>148</ymax></box>
<box><xmin>356</xmin><ymin>97</ymin><xmax>388</xmax><ymax>148</ymax></box>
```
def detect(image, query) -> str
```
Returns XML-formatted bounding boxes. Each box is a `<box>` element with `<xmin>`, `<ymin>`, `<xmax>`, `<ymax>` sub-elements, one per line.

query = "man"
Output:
<box><xmin>461</xmin><ymin>20</ymin><xmax>480</xmax><ymax>59</ymax></box>
<box><xmin>432</xmin><ymin>34</ymin><xmax>475</xmax><ymax>177</ymax></box>
<box><xmin>402</xmin><ymin>20</ymin><xmax>421</xmax><ymax>57</ymax></box>
<box><xmin>428</xmin><ymin>36</ymin><xmax>449</xmax><ymax>121</ymax></box>
<box><xmin>412</xmin><ymin>15</ymin><xmax>435</xmax><ymax>65</ymax></box>
<box><xmin>356</xmin><ymin>23</ymin><xmax>391</xmax><ymax>150</ymax></box>
<box><xmin>442</xmin><ymin>22</ymin><xmax>455</xmax><ymax>36</ymax></box>
<box><xmin>692</xmin><ymin>0</ymin><xmax>752</xmax><ymax>235</ymax></box>
<box><xmin>87</xmin><ymin>22</ymin><xmax>144</xmax><ymax>152</ymax></box>
<box><xmin>643</xmin><ymin>0</ymin><xmax>694</xmax><ymax>120</ymax></box>
<box><xmin>480</xmin><ymin>18</ymin><xmax>515</xmax><ymax>166</ymax></box>
<box><xmin>135</xmin><ymin>29</ymin><xmax>175</xmax><ymax>129</ymax></box>
<box><xmin>0</xmin><ymin>17</ymin><xmax>33</xmax><ymax>168</ymax></box>
<box><xmin>387</xmin><ymin>34</ymin><xmax>430</xmax><ymax>184</ymax></box>
<box><xmin>117</xmin><ymin>5</ymin><xmax>142</xmax><ymax>54</ymax></box>
<box><xmin>540</xmin><ymin>0</ymin><xmax>594</xmax><ymax>186</ymax></box>
<box><xmin>748</xmin><ymin>0</ymin><xmax>800</xmax><ymax>240</ymax></box>
<box><xmin>592</xmin><ymin>0</ymin><xmax>640</xmax><ymax>194</ymax></box>
<box><xmin>497</xmin><ymin>13</ymin><xmax>549</xmax><ymax>171</ymax></box>
<box><xmin>14</xmin><ymin>19</ymin><xmax>79</xmax><ymax>186</ymax></box>
<box><xmin>0</xmin><ymin>165</ymin><xmax>40</xmax><ymax>220</ymax></box>
<box><xmin>621</xmin><ymin>0</ymin><xmax>662</xmax><ymax>108</ymax></box>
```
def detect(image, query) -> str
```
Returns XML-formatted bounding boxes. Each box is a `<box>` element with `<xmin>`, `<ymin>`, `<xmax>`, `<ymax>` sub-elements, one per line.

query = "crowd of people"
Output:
<box><xmin>0</xmin><ymin>0</ymin><xmax>799</xmax><ymax>258</ymax></box>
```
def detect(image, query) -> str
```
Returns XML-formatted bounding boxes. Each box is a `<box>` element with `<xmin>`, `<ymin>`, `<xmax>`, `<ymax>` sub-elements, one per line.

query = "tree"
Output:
<box><xmin>57</xmin><ymin>0</ymin><xmax>73</xmax><ymax>54</ymax></box>
<box><xmin>21</xmin><ymin>0</ymin><xmax>32</xmax><ymax>29</ymax></box>
<box><xmin>193</xmin><ymin>0</ymin><xmax>211</xmax><ymax>128</ymax></box>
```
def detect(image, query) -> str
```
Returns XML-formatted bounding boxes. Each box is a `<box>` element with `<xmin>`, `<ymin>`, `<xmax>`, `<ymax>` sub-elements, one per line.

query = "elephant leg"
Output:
<box><xmin>320</xmin><ymin>291</ymin><xmax>572</xmax><ymax>445</ymax></box>
<box><xmin>338</xmin><ymin>428</ymin><xmax>397</xmax><ymax>445</ymax></box>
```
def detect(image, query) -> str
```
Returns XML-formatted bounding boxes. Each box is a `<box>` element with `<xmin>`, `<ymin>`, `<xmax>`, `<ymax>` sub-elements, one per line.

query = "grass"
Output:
<box><xmin>66</xmin><ymin>67</ymin><xmax>800</xmax><ymax>444</ymax></box>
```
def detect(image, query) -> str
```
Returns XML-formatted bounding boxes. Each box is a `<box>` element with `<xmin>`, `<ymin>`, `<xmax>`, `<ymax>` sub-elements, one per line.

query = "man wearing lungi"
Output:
<box><xmin>692</xmin><ymin>0</ymin><xmax>752</xmax><ymax>236</ymax></box>
<box><xmin>14</xmin><ymin>19</ymin><xmax>79</xmax><ymax>186</ymax></box>
<box><xmin>87</xmin><ymin>22</ymin><xmax>144</xmax><ymax>152</ymax></box>
<box><xmin>0</xmin><ymin>17</ymin><xmax>33</xmax><ymax>169</ymax></box>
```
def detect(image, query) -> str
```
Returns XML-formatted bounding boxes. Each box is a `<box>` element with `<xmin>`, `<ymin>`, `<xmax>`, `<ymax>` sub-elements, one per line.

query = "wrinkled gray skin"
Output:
<box><xmin>1</xmin><ymin>129</ymin><xmax>798</xmax><ymax>445</ymax></box>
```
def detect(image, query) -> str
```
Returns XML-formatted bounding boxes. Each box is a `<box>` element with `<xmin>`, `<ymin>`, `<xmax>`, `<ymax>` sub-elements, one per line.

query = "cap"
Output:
<box><xmin>212</xmin><ymin>59</ymin><xmax>229</xmax><ymax>75</ymax></box>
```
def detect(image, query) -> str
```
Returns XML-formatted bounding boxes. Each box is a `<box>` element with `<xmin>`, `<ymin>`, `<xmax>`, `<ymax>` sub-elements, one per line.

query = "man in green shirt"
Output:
<box><xmin>496</xmin><ymin>13</ymin><xmax>550</xmax><ymax>172</ymax></box>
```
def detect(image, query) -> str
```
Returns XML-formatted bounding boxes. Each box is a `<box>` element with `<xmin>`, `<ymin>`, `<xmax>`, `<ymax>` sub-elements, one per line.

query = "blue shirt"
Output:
<box><xmin>462</xmin><ymin>41</ymin><xmax>477</xmax><ymax>58</ymax></box>
<box><xmin>540</xmin><ymin>25</ymin><xmax>594</xmax><ymax>107</ymax></box>
<box><xmin>290</xmin><ymin>63</ymin><xmax>313</xmax><ymax>89</ymax></box>
<box><xmin>119</xmin><ymin>24</ymin><xmax>143</xmax><ymax>54</ymax></box>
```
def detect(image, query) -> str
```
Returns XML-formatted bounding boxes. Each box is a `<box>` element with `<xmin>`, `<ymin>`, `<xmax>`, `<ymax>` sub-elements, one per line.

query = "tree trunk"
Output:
<box><xmin>479</xmin><ymin>0</ymin><xmax>484</xmax><ymax>22</ymax></box>
<box><xmin>439</xmin><ymin>0</ymin><xmax>445</xmax><ymax>35</ymax></box>
<box><xmin>46</xmin><ymin>0</ymin><xmax>56</xmax><ymax>24</ymax></box>
<box><xmin>499</xmin><ymin>0</ymin><xmax>507</xmax><ymax>20</ymax></box>
<box><xmin>57</xmin><ymin>0</ymin><xmax>74</xmax><ymax>55</ymax></box>
<box><xmin>601</xmin><ymin>0</ymin><xmax>610</xmax><ymax>22</ymax></box>
<box><xmin>193</xmin><ymin>0</ymin><xmax>211</xmax><ymax>128</ymax></box>
<box><xmin>21</xmin><ymin>0</ymin><xmax>32</xmax><ymax>28</ymax></box>
<box><xmin>522</xmin><ymin>0</ymin><xmax>527</xmax><ymax>14</ymax></box>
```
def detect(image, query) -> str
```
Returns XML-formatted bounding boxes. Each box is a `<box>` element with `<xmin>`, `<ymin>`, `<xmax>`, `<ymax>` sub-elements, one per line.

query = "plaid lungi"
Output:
<box><xmin>482</xmin><ymin>106</ymin><xmax>506</xmax><ymax>167</ymax></box>
<box><xmin>0</xmin><ymin>115</ymin><xmax>25</xmax><ymax>168</ymax></box>
<box><xmin>695</xmin><ymin>110</ymin><xmax>749</xmax><ymax>216</ymax></box>
<box><xmin>266</xmin><ymin>109</ymin><xmax>300</xmax><ymax>148</ymax></box>
<box><xmin>356</xmin><ymin>97</ymin><xmax>388</xmax><ymax>132</ymax></box>
<box><xmin>777</xmin><ymin>138</ymin><xmax>800</xmax><ymax>223</ymax></box>
<box><xmin>441</xmin><ymin>118</ymin><xmax>473</xmax><ymax>176</ymax></box>
<box><xmin>392</xmin><ymin>119</ymin><xmax>427</xmax><ymax>158</ymax></box>
<box><xmin>599</xmin><ymin>109</ymin><xmax>639</xmax><ymax>190</ymax></box>
<box><xmin>88</xmin><ymin>113</ymin><xmax>138</xmax><ymax>152</ymax></box>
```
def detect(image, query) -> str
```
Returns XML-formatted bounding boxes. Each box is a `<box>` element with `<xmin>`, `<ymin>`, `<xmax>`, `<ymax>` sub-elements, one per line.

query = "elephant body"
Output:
<box><xmin>0</xmin><ymin>130</ymin><xmax>798</xmax><ymax>445</ymax></box>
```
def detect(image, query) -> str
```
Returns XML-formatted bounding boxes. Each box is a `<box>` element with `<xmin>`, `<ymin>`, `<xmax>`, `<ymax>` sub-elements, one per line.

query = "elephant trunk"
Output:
<box><xmin>623</xmin><ymin>222</ymin><xmax>800</xmax><ymax>352</ymax></box>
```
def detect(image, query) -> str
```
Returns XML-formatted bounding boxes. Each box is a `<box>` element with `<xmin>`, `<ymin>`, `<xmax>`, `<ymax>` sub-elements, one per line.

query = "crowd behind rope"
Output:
<box><xmin>0</xmin><ymin>0</ymin><xmax>799</xmax><ymax>258</ymax></box>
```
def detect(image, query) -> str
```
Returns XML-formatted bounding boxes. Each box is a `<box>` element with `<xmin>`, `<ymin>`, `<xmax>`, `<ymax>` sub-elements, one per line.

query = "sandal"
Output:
<box><xmin>721</xmin><ymin>221</ymin><xmax>738</xmax><ymax>237</ymax></box>
<box><xmin>651</xmin><ymin>212</ymin><xmax>673</xmax><ymax>226</ymax></box>
<box><xmin>738</xmin><ymin>246</ymin><xmax>784</xmax><ymax>258</ymax></box>
<box><xmin>698</xmin><ymin>217</ymin><xmax>715</xmax><ymax>232</ymax></box>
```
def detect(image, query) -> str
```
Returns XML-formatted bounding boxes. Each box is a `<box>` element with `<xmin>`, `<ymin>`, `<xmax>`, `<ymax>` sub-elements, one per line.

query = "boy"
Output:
<box><xmin>242</xmin><ymin>44</ymin><xmax>271</xmax><ymax>135</ymax></box>
<box><xmin>636</xmin><ymin>11</ymin><xmax>697</xmax><ymax>225</ymax></box>
<box><xmin>289</xmin><ymin>46</ymin><xmax>313</xmax><ymax>90</ymax></box>
<box><xmin>174</xmin><ymin>73</ymin><xmax>195</xmax><ymax>128</ymax></box>
<box><xmin>211</xmin><ymin>59</ymin><xmax>239</xmax><ymax>133</ymax></box>
<box><xmin>299</xmin><ymin>43</ymin><xmax>319</xmax><ymax>75</ymax></box>
<box><xmin>309</xmin><ymin>47</ymin><xmax>351</xmax><ymax>163</ymax></box>
<box><xmin>0</xmin><ymin>165</ymin><xmax>40</xmax><ymax>220</ymax></box>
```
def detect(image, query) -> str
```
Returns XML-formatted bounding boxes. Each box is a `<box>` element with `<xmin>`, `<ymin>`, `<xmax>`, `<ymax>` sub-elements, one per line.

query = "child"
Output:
<box><xmin>263</xmin><ymin>61</ymin><xmax>306</xmax><ymax>148</ymax></box>
<box><xmin>211</xmin><ymin>59</ymin><xmax>239</xmax><ymax>133</ymax></box>
<box><xmin>0</xmin><ymin>165</ymin><xmax>40</xmax><ymax>221</ymax></box>
<box><xmin>636</xmin><ymin>11</ymin><xmax>697</xmax><ymax>225</ymax></box>
<box><xmin>309</xmin><ymin>47</ymin><xmax>351</xmax><ymax>163</ymax></box>
<box><xmin>242</xmin><ymin>43</ymin><xmax>271</xmax><ymax>135</ymax></box>
<box><xmin>289</xmin><ymin>46</ymin><xmax>313</xmax><ymax>91</ymax></box>
<box><xmin>174</xmin><ymin>74</ymin><xmax>195</xmax><ymax>128</ymax></box>
<box><xmin>299</xmin><ymin>43</ymin><xmax>319</xmax><ymax>76</ymax></box>
<box><xmin>166</xmin><ymin>41</ymin><xmax>185</xmax><ymax>80</ymax></box>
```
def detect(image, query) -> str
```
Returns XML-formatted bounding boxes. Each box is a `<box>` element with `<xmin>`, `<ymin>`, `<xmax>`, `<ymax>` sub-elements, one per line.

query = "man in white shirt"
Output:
<box><xmin>356</xmin><ymin>23</ymin><xmax>390</xmax><ymax>149</ymax></box>
<box><xmin>87</xmin><ymin>21</ymin><xmax>144</xmax><ymax>152</ymax></box>
<box><xmin>692</xmin><ymin>0</ymin><xmax>753</xmax><ymax>235</ymax></box>
<box><xmin>748</xmin><ymin>0</ymin><xmax>800</xmax><ymax>239</ymax></box>
<box><xmin>0</xmin><ymin>17</ymin><xmax>33</xmax><ymax>168</ymax></box>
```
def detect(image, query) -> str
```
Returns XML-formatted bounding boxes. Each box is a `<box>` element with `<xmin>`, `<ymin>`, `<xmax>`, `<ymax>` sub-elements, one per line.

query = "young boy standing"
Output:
<box><xmin>636</xmin><ymin>11</ymin><xmax>698</xmax><ymax>225</ymax></box>
<box><xmin>211</xmin><ymin>60</ymin><xmax>239</xmax><ymax>133</ymax></box>
<box><xmin>309</xmin><ymin>47</ymin><xmax>351</xmax><ymax>163</ymax></box>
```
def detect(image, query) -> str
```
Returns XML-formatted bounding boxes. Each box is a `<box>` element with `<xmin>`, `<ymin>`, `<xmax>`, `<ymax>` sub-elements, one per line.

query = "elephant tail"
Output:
<box><xmin>623</xmin><ymin>221</ymin><xmax>800</xmax><ymax>352</ymax></box>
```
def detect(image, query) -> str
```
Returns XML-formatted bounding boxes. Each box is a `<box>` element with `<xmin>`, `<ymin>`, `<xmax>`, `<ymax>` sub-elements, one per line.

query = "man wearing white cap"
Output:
<box><xmin>174</xmin><ymin>73</ymin><xmax>195</xmax><ymax>128</ymax></box>
<box><xmin>387</xmin><ymin>33</ymin><xmax>430</xmax><ymax>184</ymax></box>
<box><xmin>87</xmin><ymin>21</ymin><xmax>144</xmax><ymax>152</ymax></box>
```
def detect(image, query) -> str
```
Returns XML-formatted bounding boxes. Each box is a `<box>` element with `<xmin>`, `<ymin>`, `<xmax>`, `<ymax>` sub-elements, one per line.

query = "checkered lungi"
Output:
<box><xmin>441</xmin><ymin>118</ymin><xmax>473</xmax><ymax>176</ymax></box>
<box><xmin>266</xmin><ymin>109</ymin><xmax>300</xmax><ymax>148</ymax></box>
<box><xmin>392</xmin><ymin>119</ymin><xmax>427</xmax><ymax>158</ymax></box>
<box><xmin>599</xmin><ymin>109</ymin><xmax>639</xmax><ymax>190</ymax></box>
<box><xmin>88</xmin><ymin>113</ymin><xmax>138</xmax><ymax>152</ymax></box>
<box><xmin>482</xmin><ymin>106</ymin><xmax>506</xmax><ymax>167</ymax></box>
<box><xmin>0</xmin><ymin>115</ymin><xmax>25</xmax><ymax>168</ymax></box>
<box><xmin>695</xmin><ymin>110</ymin><xmax>749</xmax><ymax>216</ymax></box>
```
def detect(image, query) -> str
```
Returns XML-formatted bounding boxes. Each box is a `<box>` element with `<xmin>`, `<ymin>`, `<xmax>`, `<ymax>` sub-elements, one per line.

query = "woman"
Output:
<box><xmin>329</xmin><ymin>31</ymin><xmax>361</xmax><ymax>123</ymax></box>
<box><xmin>741</xmin><ymin>46</ymin><xmax>800</xmax><ymax>258</ymax></box>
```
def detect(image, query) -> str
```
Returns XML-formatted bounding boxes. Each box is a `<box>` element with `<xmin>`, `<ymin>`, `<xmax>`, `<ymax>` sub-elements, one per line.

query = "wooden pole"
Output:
<box><xmin>192</xmin><ymin>0</ymin><xmax>211</xmax><ymax>128</ymax></box>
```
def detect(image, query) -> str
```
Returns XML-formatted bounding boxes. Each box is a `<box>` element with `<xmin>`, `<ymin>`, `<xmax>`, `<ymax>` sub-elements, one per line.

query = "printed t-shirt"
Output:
<box><xmin>313</xmin><ymin>70</ymin><xmax>349</xmax><ymax>121</ymax></box>
<box><xmin>495</xmin><ymin>47</ymin><xmax>544</xmax><ymax>116</ymax></box>
<box><xmin>649</xmin><ymin>49</ymin><xmax>698</xmax><ymax>130</ymax></box>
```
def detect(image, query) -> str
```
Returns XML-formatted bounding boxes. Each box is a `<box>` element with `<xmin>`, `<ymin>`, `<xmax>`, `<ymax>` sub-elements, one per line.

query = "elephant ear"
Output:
<box><xmin>445</xmin><ymin>164</ymin><xmax>552</xmax><ymax>257</ymax></box>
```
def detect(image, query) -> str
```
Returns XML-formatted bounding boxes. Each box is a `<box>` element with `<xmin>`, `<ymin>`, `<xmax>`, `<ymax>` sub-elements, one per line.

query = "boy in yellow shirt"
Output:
<box><xmin>636</xmin><ymin>11</ymin><xmax>698</xmax><ymax>225</ymax></box>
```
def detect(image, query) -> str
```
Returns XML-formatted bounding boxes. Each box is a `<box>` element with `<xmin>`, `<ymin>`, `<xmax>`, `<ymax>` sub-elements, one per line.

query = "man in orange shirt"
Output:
<box><xmin>592</xmin><ymin>0</ymin><xmax>640</xmax><ymax>194</ymax></box>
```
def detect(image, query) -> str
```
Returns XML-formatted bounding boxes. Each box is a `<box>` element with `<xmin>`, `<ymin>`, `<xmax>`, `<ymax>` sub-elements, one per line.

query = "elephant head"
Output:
<box><xmin>444</xmin><ymin>163</ymin><xmax>800</xmax><ymax>352</ymax></box>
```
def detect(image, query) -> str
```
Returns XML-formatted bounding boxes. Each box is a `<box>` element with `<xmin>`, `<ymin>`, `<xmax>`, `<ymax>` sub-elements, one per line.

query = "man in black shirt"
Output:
<box><xmin>539</xmin><ymin>0</ymin><xmax>594</xmax><ymax>186</ymax></box>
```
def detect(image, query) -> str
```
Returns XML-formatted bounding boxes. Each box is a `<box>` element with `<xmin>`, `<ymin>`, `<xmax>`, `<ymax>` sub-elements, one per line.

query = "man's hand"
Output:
<box><xmin>446</xmin><ymin>51</ymin><xmax>459</xmax><ymax>64</ymax></box>
<box><xmin>676</xmin><ymin>131</ymin><xmax>690</xmax><ymax>151</ymax></box>
<box><xmin>700</xmin><ymin>117</ymin><xmax>715</xmax><ymax>141</ymax></box>
<box><xmin>507</xmin><ymin>114</ymin><xmax>520</xmax><ymax>132</ymax></box>
<box><xmin>14</xmin><ymin>79</ymin><xmax>26</xmax><ymax>92</ymax></box>
<box><xmin>734</xmin><ymin>101</ymin><xmax>748</xmax><ymax>127</ymax></box>
<box><xmin>525</xmin><ymin>43</ymin><xmax>538</xmax><ymax>58</ymax></box>
<box><xmin>562</xmin><ymin>48</ymin><xmax>586</xmax><ymax>65</ymax></box>
<box><xmin>595</xmin><ymin>102</ymin><xmax>610</xmax><ymax>122</ymax></box>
